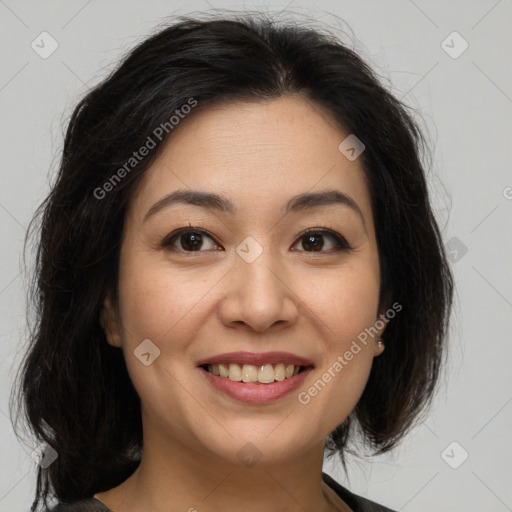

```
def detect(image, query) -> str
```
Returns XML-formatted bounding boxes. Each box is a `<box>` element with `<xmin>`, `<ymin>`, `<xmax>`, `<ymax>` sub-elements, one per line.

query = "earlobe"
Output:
<box><xmin>374</xmin><ymin>338</ymin><xmax>385</xmax><ymax>357</ymax></box>
<box><xmin>100</xmin><ymin>292</ymin><xmax>122</xmax><ymax>348</ymax></box>
<box><xmin>373</xmin><ymin>307</ymin><xmax>388</xmax><ymax>357</ymax></box>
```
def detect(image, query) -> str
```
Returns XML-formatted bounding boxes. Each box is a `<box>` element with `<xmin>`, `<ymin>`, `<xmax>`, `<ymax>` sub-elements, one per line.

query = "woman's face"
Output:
<box><xmin>102</xmin><ymin>95</ymin><xmax>384</xmax><ymax>465</ymax></box>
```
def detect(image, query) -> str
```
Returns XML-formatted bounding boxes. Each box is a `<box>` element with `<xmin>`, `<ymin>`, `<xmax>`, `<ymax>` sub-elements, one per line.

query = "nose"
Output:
<box><xmin>218</xmin><ymin>245</ymin><xmax>300</xmax><ymax>333</ymax></box>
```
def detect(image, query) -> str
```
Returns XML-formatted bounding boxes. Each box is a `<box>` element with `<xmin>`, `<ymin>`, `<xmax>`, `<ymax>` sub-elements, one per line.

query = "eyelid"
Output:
<box><xmin>161</xmin><ymin>226</ymin><xmax>220</xmax><ymax>249</ymax></box>
<box><xmin>161</xmin><ymin>225</ymin><xmax>352</xmax><ymax>253</ymax></box>
<box><xmin>292</xmin><ymin>226</ymin><xmax>352</xmax><ymax>252</ymax></box>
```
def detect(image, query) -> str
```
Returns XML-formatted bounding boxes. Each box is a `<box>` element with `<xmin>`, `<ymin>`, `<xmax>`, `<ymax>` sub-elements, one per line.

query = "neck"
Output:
<box><xmin>97</xmin><ymin>429</ymin><xmax>347</xmax><ymax>512</ymax></box>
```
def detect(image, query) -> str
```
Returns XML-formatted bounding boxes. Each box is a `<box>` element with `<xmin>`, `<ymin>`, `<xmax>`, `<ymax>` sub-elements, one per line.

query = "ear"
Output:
<box><xmin>100</xmin><ymin>290</ymin><xmax>122</xmax><ymax>348</ymax></box>
<box><xmin>373</xmin><ymin>307</ymin><xmax>389</xmax><ymax>357</ymax></box>
<box><xmin>373</xmin><ymin>337</ymin><xmax>385</xmax><ymax>357</ymax></box>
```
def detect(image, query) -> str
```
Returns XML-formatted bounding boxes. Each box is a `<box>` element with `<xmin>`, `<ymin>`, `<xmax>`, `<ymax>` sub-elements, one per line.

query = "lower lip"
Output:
<box><xmin>199</xmin><ymin>366</ymin><xmax>313</xmax><ymax>404</ymax></box>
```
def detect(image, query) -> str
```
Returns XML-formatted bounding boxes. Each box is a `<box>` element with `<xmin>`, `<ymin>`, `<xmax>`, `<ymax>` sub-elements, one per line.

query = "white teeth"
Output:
<box><xmin>228</xmin><ymin>363</ymin><xmax>242</xmax><ymax>381</ymax></box>
<box><xmin>241</xmin><ymin>364</ymin><xmax>259</xmax><ymax>382</ymax></box>
<box><xmin>206</xmin><ymin>362</ymin><xmax>304</xmax><ymax>383</ymax></box>
<box><xmin>274</xmin><ymin>363</ymin><xmax>285</xmax><ymax>381</ymax></box>
<box><xmin>219</xmin><ymin>363</ymin><xmax>229</xmax><ymax>378</ymax></box>
<box><xmin>258</xmin><ymin>364</ymin><xmax>275</xmax><ymax>384</ymax></box>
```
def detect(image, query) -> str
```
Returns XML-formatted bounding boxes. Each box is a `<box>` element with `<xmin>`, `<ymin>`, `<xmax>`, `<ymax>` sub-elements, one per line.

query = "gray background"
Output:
<box><xmin>1</xmin><ymin>1</ymin><xmax>511</xmax><ymax>510</ymax></box>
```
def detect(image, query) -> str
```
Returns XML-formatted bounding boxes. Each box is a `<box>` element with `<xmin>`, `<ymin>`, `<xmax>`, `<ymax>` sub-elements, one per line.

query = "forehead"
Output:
<box><xmin>127</xmin><ymin>95</ymin><xmax>373</xmax><ymax>225</ymax></box>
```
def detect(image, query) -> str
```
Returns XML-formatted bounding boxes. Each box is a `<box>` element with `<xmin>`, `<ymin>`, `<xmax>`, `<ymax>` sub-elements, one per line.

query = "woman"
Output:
<box><xmin>11</xmin><ymin>13</ymin><xmax>453</xmax><ymax>512</ymax></box>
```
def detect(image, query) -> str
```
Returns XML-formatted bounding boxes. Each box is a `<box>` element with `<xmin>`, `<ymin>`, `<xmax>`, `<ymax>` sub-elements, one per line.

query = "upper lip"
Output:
<box><xmin>196</xmin><ymin>351</ymin><xmax>314</xmax><ymax>367</ymax></box>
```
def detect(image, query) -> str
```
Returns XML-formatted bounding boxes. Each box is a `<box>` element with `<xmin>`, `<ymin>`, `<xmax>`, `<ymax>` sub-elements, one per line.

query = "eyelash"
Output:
<box><xmin>160</xmin><ymin>225</ymin><xmax>352</xmax><ymax>254</ymax></box>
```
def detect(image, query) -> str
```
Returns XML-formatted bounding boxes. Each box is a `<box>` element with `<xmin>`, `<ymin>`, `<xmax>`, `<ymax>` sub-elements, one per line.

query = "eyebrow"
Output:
<box><xmin>143</xmin><ymin>189</ymin><xmax>367</xmax><ymax>229</ymax></box>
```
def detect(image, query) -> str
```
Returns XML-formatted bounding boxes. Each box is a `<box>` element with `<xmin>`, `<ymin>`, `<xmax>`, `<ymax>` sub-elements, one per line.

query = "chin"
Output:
<box><xmin>199</xmin><ymin>421</ymin><xmax>322</xmax><ymax>465</ymax></box>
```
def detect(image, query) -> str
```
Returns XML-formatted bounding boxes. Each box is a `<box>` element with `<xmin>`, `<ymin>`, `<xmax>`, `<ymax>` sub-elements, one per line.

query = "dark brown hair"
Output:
<box><xmin>10</xmin><ymin>13</ymin><xmax>453</xmax><ymax>511</ymax></box>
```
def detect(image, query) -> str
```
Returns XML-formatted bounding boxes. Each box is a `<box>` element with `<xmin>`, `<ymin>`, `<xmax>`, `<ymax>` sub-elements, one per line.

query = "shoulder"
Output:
<box><xmin>46</xmin><ymin>497</ymin><xmax>113</xmax><ymax>512</ymax></box>
<box><xmin>48</xmin><ymin>476</ymin><xmax>395</xmax><ymax>512</ymax></box>
<box><xmin>322</xmin><ymin>472</ymin><xmax>397</xmax><ymax>512</ymax></box>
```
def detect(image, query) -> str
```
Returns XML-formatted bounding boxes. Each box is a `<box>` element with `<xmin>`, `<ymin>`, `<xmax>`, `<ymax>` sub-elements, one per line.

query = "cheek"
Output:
<box><xmin>117</xmin><ymin>254</ymin><xmax>213</xmax><ymax>346</ymax></box>
<box><xmin>294</xmin><ymin>258</ymin><xmax>381</xmax><ymax>342</ymax></box>
<box><xmin>114</xmin><ymin>249</ymin><xmax>216</xmax><ymax>400</ymax></box>
<box><xmin>297</xmin><ymin>328</ymin><xmax>375</xmax><ymax>440</ymax></box>
<box><xmin>116</xmin><ymin>236</ymin><xmax>380</xmax><ymax>423</ymax></box>
<box><xmin>292</xmin><ymin>261</ymin><xmax>379</xmax><ymax>429</ymax></box>
<box><xmin>114</xmin><ymin>254</ymin><xmax>211</xmax><ymax>425</ymax></box>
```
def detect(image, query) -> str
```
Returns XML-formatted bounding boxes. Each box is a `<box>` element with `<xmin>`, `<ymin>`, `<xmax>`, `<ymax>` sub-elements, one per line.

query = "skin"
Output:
<box><xmin>97</xmin><ymin>94</ymin><xmax>386</xmax><ymax>512</ymax></box>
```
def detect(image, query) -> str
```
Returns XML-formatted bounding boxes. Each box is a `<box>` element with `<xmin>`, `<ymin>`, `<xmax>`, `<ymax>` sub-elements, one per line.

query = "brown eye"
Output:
<box><xmin>161</xmin><ymin>227</ymin><xmax>350</xmax><ymax>254</ymax></box>
<box><xmin>292</xmin><ymin>229</ymin><xmax>351</xmax><ymax>253</ymax></box>
<box><xmin>162</xmin><ymin>228</ymin><xmax>219</xmax><ymax>252</ymax></box>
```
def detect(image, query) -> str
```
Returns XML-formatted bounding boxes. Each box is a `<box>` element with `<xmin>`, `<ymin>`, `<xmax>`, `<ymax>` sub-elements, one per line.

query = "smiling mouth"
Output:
<box><xmin>200</xmin><ymin>363</ymin><xmax>311</xmax><ymax>384</ymax></box>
